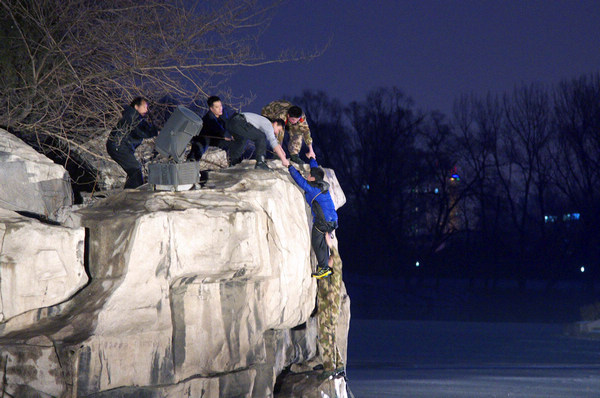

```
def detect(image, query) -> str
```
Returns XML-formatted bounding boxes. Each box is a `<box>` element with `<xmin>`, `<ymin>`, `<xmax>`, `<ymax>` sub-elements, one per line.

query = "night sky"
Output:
<box><xmin>228</xmin><ymin>0</ymin><xmax>600</xmax><ymax>116</ymax></box>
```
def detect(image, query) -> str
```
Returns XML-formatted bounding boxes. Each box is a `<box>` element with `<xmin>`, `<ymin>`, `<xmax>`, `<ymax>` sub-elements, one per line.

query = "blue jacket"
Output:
<box><xmin>288</xmin><ymin>158</ymin><xmax>338</xmax><ymax>227</ymax></box>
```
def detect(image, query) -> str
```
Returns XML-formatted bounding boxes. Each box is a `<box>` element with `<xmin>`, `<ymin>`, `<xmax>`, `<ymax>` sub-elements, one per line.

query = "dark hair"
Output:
<box><xmin>207</xmin><ymin>96</ymin><xmax>221</xmax><ymax>107</ymax></box>
<box><xmin>310</xmin><ymin>167</ymin><xmax>325</xmax><ymax>181</ymax></box>
<box><xmin>288</xmin><ymin>105</ymin><xmax>303</xmax><ymax>118</ymax></box>
<box><xmin>273</xmin><ymin>118</ymin><xmax>285</xmax><ymax>128</ymax></box>
<box><xmin>130</xmin><ymin>96</ymin><xmax>147</xmax><ymax>108</ymax></box>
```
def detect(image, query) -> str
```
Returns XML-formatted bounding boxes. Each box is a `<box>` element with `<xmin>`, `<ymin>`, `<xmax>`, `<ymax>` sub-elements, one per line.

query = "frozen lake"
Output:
<box><xmin>346</xmin><ymin>320</ymin><xmax>600</xmax><ymax>397</ymax></box>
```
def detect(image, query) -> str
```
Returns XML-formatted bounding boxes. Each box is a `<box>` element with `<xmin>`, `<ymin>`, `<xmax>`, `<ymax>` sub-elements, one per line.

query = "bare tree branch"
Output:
<box><xmin>0</xmin><ymin>0</ymin><xmax>317</xmax><ymax>172</ymax></box>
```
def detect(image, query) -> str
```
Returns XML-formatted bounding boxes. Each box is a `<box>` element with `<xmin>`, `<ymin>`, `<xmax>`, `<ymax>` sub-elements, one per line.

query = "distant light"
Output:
<box><xmin>581</xmin><ymin>266</ymin><xmax>585</xmax><ymax>273</ymax></box>
<box><xmin>450</xmin><ymin>174</ymin><xmax>460</xmax><ymax>181</ymax></box>
<box><xmin>416</xmin><ymin>261</ymin><xmax>420</xmax><ymax>267</ymax></box>
<box><xmin>563</xmin><ymin>213</ymin><xmax>581</xmax><ymax>222</ymax></box>
<box><xmin>434</xmin><ymin>188</ymin><xmax>439</xmax><ymax>194</ymax></box>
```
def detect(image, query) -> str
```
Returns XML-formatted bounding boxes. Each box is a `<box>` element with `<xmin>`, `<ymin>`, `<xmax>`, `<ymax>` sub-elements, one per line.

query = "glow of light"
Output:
<box><xmin>416</xmin><ymin>261</ymin><xmax>420</xmax><ymax>267</ymax></box>
<box><xmin>581</xmin><ymin>266</ymin><xmax>585</xmax><ymax>273</ymax></box>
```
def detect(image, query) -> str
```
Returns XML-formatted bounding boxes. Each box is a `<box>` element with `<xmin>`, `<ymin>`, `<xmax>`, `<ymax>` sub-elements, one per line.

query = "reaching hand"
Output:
<box><xmin>282</xmin><ymin>158</ymin><xmax>290</xmax><ymax>167</ymax></box>
<box><xmin>306</xmin><ymin>150</ymin><xmax>316</xmax><ymax>160</ymax></box>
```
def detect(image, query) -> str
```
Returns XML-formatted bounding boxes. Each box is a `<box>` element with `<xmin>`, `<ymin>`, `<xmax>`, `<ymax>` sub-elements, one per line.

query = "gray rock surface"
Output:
<box><xmin>0</xmin><ymin>159</ymin><xmax>350</xmax><ymax>397</ymax></box>
<box><xmin>0</xmin><ymin>129</ymin><xmax>73</xmax><ymax>219</ymax></box>
<box><xmin>0</xmin><ymin>208</ymin><xmax>87</xmax><ymax>323</ymax></box>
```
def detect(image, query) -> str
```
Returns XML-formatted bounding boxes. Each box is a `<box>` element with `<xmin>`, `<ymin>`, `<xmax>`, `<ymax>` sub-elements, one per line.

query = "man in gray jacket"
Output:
<box><xmin>226</xmin><ymin>112</ymin><xmax>290</xmax><ymax>169</ymax></box>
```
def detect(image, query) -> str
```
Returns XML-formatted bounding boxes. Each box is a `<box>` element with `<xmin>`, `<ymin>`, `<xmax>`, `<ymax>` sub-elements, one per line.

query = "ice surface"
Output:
<box><xmin>346</xmin><ymin>320</ymin><xmax>600</xmax><ymax>397</ymax></box>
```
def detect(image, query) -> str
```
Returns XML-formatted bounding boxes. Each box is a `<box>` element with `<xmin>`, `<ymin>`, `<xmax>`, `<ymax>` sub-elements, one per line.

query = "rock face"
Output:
<box><xmin>0</xmin><ymin>209</ymin><xmax>87</xmax><ymax>323</ymax></box>
<box><xmin>0</xmin><ymin>129</ymin><xmax>73</xmax><ymax>219</ymax></box>
<box><xmin>0</xmin><ymin>158</ymin><xmax>350</xmax><ymax>397</ymax></box>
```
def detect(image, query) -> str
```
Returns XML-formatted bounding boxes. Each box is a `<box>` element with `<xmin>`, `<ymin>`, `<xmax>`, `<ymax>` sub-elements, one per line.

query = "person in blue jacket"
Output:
<box><xmin>288</xmin><ymin>157</ymin><xmax>338</xmax><ymax>278</ymax></box>
<box><xmin>106</xmin><ymin>97</ymin><xmax>158</xmax><ymax>188</ymax></box>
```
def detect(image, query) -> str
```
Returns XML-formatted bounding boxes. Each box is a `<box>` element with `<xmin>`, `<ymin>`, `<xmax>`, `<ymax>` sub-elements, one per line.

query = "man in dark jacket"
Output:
<box><xmin>106</xmin><ymin>97</ymin><xmax>158</xmax><ymax>188</ymax></box>
<box><xmin>288</xmin><ymin>157</ymin><xmax>338</xmax><ymax>278</ymax></box>
<box><xmin>187</xmin><ymin>95</ymin><xmax>230</xmax><ymax>161</ymax></box>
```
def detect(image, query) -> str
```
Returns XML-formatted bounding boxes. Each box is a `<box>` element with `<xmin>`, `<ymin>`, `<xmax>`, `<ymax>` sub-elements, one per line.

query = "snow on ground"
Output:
<box><xmin>346</xmin><ymin>320</ymin><xmax>600</xmax><ymax>397</ymax></box>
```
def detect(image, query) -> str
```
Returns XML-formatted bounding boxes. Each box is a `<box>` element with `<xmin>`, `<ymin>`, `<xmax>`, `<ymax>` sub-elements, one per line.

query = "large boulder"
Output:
<box><xmin>0</xmin><ymin>129</ymin><xmax>73</xmax><ymax>219</ymax></box>
<box><xmin>0</xmin><ymin>208</ymin><xmax>87</xmax><ymax>323</ymax></box>
<box><xmin>0</xmin><ymin>160</ymin><xmax>350</xmax><ymax>397</ymax></box>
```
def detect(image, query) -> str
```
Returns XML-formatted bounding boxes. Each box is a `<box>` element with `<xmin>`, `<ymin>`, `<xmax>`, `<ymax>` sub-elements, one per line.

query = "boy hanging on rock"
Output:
<box><xmin>288</xmin><ymin>156</ymin><xmax>338</xmax><ymax>278</ymax></box>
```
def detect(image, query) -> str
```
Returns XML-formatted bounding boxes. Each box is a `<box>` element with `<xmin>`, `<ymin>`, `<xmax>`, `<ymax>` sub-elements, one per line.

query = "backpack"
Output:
<box><xmin>311</xmin><ymin>190</ymin><xmax>338</xmax><ymax>233</ymax></box>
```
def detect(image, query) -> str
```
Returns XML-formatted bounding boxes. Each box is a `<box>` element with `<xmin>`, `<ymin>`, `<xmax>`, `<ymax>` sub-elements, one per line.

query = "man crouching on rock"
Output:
<box><xmin>226</xmin><ymin>113</ymin><xmax>290</xmax><ymax>169</ymax></box>
<box><xmin>288</xmin><ymin>157</ymin><xmax>338</xmax><ymax>278</ymax></box>
<box><xmin>106</xmin><ymin>97</ymin><xmax>159</xmax><ymax>188</ymax></box>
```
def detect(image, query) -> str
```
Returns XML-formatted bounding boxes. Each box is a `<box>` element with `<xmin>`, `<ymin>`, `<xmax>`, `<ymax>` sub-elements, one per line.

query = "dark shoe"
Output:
<box><xmin>255</xmin><ymin>155</ymin><xmax>270</xmax><ymax>170</ymax></box>
<box><xmin>311</xmin><ymin>267</ymin><xmax>333</xmax><ymax>279</ymax></box>
<box><xmin>255</xmin><ymin>160</ymin><xmax>270</xmax><ymax>170</ymax></box>
<box><xmin>290</xmin><ymin>154</ymin><xmax>304</xmax><ymax>165</ymax></box>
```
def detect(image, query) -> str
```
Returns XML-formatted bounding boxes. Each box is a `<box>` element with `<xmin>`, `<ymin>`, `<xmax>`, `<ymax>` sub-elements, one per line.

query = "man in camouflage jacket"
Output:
<box><xmin>261</xmin><ymin>100</ymin><xmax>316</xmax><ymax>164</ymax></box>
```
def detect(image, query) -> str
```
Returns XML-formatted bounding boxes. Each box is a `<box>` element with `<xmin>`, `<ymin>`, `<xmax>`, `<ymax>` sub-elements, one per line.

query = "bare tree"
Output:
<box><xmin>289</xmin><ymin>89</ymin><xmax>354</xmax><ymax>184</ymax></box>
<box><xmin>452</xmin><ymin>93</ymin><xmax>499</xmax><ymax>239</ymax></box>
<box><xmin>552</xmin><ymin>74</ymin><xmax>600</xmax><ymax>272</ymax></box>
<box><xmin>343</xmin><ymin>87</ymin><xmax>425</xmax><ymax>268</ymax></box>
<box><xmin>500</xmin><ymin>84</ymin><xmax>553</xmax><ymax>260</ymax></box>
<box><xmin>419</xmin><ymin>111</ymin><xmax>472</xmax><ymax>255</ymax></box>
<box><xmin>0</xmin><ymin>0</ymin><xmax>319</xmax><ymax>165</ymax></box>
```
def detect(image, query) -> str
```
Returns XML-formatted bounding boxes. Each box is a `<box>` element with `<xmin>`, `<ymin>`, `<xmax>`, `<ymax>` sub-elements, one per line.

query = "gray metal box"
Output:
<box><xmin>148</xmin><ymin>162</ymin><xmax>200</xmax><ymax>187</ymax></box>
<box><xmin>154</xmin><ymin>106</ymin><xmax>203</xmax><ymax>162</ymax></box>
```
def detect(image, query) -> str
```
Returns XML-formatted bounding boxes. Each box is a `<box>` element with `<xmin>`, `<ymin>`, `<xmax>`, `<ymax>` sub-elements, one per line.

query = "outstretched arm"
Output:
<box><xmin>274</xmin><ymin>145</ymin><xmax>290</xmax><ymax>167</ymax></box>
<box><xmin>288</xmin><ymin>164</ymin><xmax>312</xmax><ymax>191</ymax></box>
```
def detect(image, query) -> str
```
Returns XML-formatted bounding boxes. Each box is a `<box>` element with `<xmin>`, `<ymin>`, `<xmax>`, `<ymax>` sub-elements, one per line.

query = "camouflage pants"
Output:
<box><xmin>316</xmin><ymin>246</ymin><xmax>345</xmax><ymax>371</ymax></box>
<box><xmin>287</xmin><ymin>130</ymin><xmax>304</xmax><ymax>156</ymax></box>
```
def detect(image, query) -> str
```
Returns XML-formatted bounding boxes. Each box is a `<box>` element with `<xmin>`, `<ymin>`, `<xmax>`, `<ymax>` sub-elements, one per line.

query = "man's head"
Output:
<box><xmin>272</xmin><ymin>118</ymin><xmax>285</xmax><ymax>136</ymax></box>
<box><xmin>130</xmin><ymin>97</ymin><xmax>149</xmax><ymax>115</ymax></box>
<box><xmin>207</xmin><ymin>96</ymin><xmax>223</xmax><ymax>117</ymax></box>
<box><xmin>287</xmin><ymin>105</ymin><xmax>303</xmax><ymax>125</ymax></box>
<box><xmin>308</xmin><ymin>166</ymin><xmax>325</xmax><ymax>182</ymax></box>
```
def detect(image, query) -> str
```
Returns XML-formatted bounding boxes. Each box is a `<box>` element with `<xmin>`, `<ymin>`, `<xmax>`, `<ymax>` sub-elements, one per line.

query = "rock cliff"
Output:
<box><xmin>0</xmin><ymin>129</ymin><xmax>73</xmax><ymax>219</ymax></box>
<box><xmin>0</xmin><ymin>131</ymin><xmax>350</xmax><ymax>397</ymax></box>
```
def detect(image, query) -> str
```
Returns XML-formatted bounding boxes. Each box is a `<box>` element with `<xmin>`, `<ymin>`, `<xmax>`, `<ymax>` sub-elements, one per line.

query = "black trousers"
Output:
<box><xmin>311</xmin><ymin>224</ymin><xmax>330</xmax><ymax>269</ymax></box>
<box><xmin>106</xmin><ymin>141</ymin><xmax>144</xmax><ymax>188</ymax></box>
<box><xmin>226</xmin><ymin>114</ymin><xmax>266</xmax><ymax>162</ymax></box>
